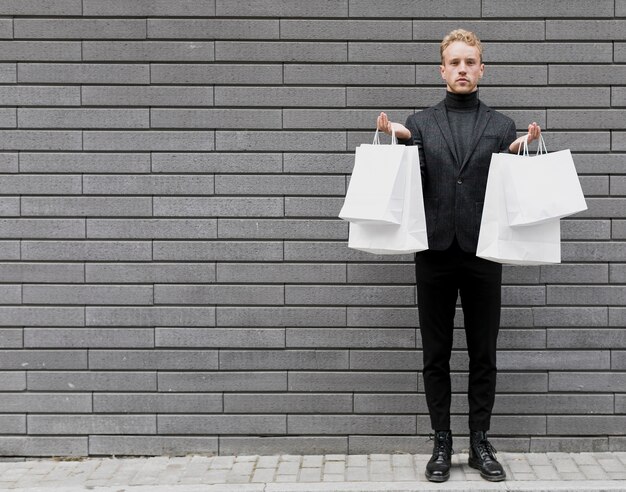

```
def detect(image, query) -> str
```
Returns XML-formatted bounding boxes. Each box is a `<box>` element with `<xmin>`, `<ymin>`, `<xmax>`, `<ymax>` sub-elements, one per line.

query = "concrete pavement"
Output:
<box><xmin>0</xmin><ymin>451</ymin><xmax>625</xmax><ymax>491</ymax></box>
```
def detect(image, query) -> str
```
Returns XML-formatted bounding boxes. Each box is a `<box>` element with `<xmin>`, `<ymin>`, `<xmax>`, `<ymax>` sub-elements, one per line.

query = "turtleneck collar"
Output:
<box><xmin>444</xmin><ymin>90</ymin><xmax>479</xmax><ymax>111</ymax></box>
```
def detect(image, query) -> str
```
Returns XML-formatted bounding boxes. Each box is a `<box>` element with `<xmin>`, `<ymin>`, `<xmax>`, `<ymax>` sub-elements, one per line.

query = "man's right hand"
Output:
<box><xmin>377</xmin><ymin>112</ymin><xmax>411</xmax><ymax>140</ymax></box>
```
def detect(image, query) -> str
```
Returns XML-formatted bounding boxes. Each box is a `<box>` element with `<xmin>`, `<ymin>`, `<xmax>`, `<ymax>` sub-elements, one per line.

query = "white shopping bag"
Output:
<box><xmin>339</xmin><ymin>129</ymin><xmax>409</xmax><ymax>225</ymax></box>
<box><xmin>503</xmin><ymin>136</ymin><xmax>587</xmax><ymax>226</ymax></box>
<box><xmin>347</xmin><ymin>141</ymin><xmax>428</xmax><ymax>255</ymax></box>
<box><xmin>477</xmin><ymin>151</ymin><xmax>561</xmax><ymax>265</ymax></box>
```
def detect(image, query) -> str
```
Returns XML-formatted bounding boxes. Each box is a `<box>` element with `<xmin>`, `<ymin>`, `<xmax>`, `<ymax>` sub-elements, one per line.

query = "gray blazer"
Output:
<box><xmin>401</xmin><ymin>99</ymin><xmax>516</xmax><ymax>253</ymax></box>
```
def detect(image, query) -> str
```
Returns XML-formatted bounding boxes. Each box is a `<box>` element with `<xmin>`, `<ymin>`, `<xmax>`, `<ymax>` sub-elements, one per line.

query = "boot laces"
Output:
<box><xmin>428</xmin><ymin>433</ymin><xmax>454</xmax><ymax>458</ymax></box>
<box><xmin>474</xmin><ymin>438</ymin><xmax>497</xmax><ymax>461</ymax></box>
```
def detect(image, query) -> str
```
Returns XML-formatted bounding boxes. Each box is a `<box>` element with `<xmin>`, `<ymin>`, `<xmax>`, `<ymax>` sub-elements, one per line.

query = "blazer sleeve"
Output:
<box><xmin>401</xmin><ymin>114</ymin><xmax>428</xmax><ymax>182</ymax></box>
<box><xmin>499</xmin><ymin>119</ymin><xmax>518</xmax><ymax>153</ymax></box>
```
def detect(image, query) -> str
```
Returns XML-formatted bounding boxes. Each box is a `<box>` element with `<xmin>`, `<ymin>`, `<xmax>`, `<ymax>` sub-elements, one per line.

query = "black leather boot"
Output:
<box><xmin>468</xmin><ymin>430</ymin><xmax>506</xmax><ymax>481</ymax></box>
<box><xmin>425</xmin><ymin>430</ymin><xmax>453</xmax><ymax>482</ymax></box>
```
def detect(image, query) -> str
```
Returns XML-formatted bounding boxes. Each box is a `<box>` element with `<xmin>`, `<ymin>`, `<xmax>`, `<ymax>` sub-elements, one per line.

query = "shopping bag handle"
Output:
<box><xmin>517</xmin><ymin>134</ymin><xmax>548</xmax><ymax>157</ymax></box>
<box><xmin>373</xmin><ymin>127</ymin><xmax>398</xmax><ymax>145</ymax></box>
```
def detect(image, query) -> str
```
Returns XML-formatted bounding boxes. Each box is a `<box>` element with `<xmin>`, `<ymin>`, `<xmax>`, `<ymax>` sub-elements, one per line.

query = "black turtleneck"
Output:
<box><xmin>444</xmin><ymin>90</ymin><xmax>479</xmax><ymax>166</ymax></box>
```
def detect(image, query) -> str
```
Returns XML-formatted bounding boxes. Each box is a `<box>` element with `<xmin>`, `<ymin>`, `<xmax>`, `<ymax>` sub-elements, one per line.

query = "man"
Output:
<box><xmin>376</xmin><ymin>29</ymin><xmax>540</xmax><ymax>483</ymax></box>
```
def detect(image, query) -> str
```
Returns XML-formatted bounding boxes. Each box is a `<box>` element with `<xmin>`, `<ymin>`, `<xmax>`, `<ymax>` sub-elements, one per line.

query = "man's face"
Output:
<box><xmin>439</xmin><ymin>41</ymin><xmax>484</xmax><ymax>94</ymax></box>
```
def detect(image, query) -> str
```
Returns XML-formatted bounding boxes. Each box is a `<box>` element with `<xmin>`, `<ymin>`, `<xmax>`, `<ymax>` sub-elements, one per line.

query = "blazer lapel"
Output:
<box><xmin>433</xmin><ymin>101</ymin><xmax>460</xmax><ymax>166</ymax></box>
<box><xmin>460</xmin><ymin>102</ymin><xmax>492</xmax><ymax>172</ymax></box>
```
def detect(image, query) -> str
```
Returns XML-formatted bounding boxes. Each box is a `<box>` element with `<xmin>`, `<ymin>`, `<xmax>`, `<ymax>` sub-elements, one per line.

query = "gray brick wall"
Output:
<box><xmin>0</xmin><ymin>0</ymin><xmax>623</xmax><ymax>457</ymax></box>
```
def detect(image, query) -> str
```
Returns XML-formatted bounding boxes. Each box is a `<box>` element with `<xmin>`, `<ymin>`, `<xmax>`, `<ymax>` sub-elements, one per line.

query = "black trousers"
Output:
<box><xmin>415</xmin><ymin>239</ymin><xmax>502</xmax><ymax>431</ymax></box>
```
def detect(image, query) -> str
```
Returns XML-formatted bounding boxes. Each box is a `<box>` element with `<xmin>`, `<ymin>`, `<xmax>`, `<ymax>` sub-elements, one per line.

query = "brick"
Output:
<box><xmin>216</xmin><ymin>307</ymin><xmax>345</xmax><ymax>327</ymax></box>
<box><xmin>283</xmin><ymin>109</ymin><xmax>408</xmax><ymax>129</ymax></box>
<box><xmin>484</xmin><ymin>42</ymin><xmax>612</xmax><ymax>63</ymax></box>
<box><xmin>349</xmin><ymin>0</ymin><xmax>479</xmax><ymax>17</ymax></box>
<box><xmin>84</xmin><ymin>175</ymin><xmax>214</xmax><ymax>195</ymax></box>
<box><xmin>218</xmin><ymin>219</ymin><xmax>347</xmax><ymax>240</ymax></box>
<box><xmin>216</xmin><ymin>41</ymin><xmax>347</xmax><ymax>62</ymax></box>
<box><xmin>216</xmin><ymin>131</ymin><xmax>345</xmax><ymax>152</ymax></box>
<box><xmin>24</xmin><ymin>328</ymin><xmax>153</xmax><ymax>348</ymax></box>
<box><xmin>151</xmin><ymin>109</ymin><xmax>281</xmax><ymax>130</ymax></box>
<box><xmin>0</xmin><ymin>63</ymin><xmax>14</xmax><ymax>83</ymax></box>
<box><xmin>0</xmin><ymin>241</ymin><xmax>19</xmax><ymax>260</ymax></box>
<box><xmin>14</xmin><ymin>19</ymin><xmax>146</xmax><ymax>39</ymax></box>
<box><xmin>611</xmin><ymin>176</ymin><xmax>626</xmax><ymax>196</ymax></box>
<box><xmin>159</xmin><ymin>415</ymin><xmax>285</xmax><ymax>435</ymax></box>
<box><xmin>285</xmin><ymin>64</ymin><xmax>413</xmax><ymax>86</ymax></box>
<box><xmin>0</xmin><ymin>0</ymin><xmax>81</xmax><ymax>15</ymax></box>
<box><xmin>18</xmin><ymin>109</ymin><xmax>149</xmax><ymax>129</ymax></box>
<box><xmin>561</xmin><ymin>219</ymin><xmax>611</xmax><ymax>240</ymax></box>
<box><xmin>350</xmin><ymin>350</ymin><xmax>420</xmax><ymax>370</ymax></box>
<box><xmin>0</xmin><ymin>307</ymin><xmax>83</xmax><ymax>326</ymax></box>
<box><xmin>153</xmin><ymin>241</ymin><xmax>282</xmax><ymax>261</ymax></box>
<box><xmin>0</xmin><ymin>175</ymin><xmax>81</xmax><ymax>195</ymax></box>
<box><xmin>89</xmin><ymin>436</ymin><xmax>218</xmax><ymax>456</ymax></box>
<box><xmin>87</xmin><ymin>263</ymin><xmax>214</xmax><ymax>284</ymax></box>
<box><xmin>0</xmin><ymin>285</ymin><xmax>20</xmax><ymax>304</ymax></box>
<box><xmin>154</xmin><ymin>197</ymin><xmax>282</xmax><ymax>218</ymax></box>
<box><xmin>548</xmin><ymin>329</ymin><xmax>626</xmax><ymax>349</ymax></box>
<box><xmin>216</xmin><ymin>87</ymin><xmax>344</xmax><ymax>108</ymax></box>
<box><xmin>149</xmin><ymin>19</ymin><xmax>278</xmax><ymax>39</ymax></box>
<box><xmin>502</xmin><ymin>286</ymin><xmax>545</xmax><ymax>306</ymax></box>
<box><xmin>224</xmin><ymin>393</ymin><xmax>352</xmax><ymax>414</ymax></box>
<box><xmin>87</xmin><ymin>219</ymin><xmax>217</xmax><ymax>239</ymax></box>
<box><xmin>19</xmin><ymin>153</ymin><xmax>151</xmax><ymax>173</ymax></box>
<box><xmin>0</xmin><ymin>393</ymin><xmax>91</xmax><ymax>413</ymax></box>
<box><xmin>288</xmin><ymin>415</ymin><xmax>415</xmax><ymax>435</ymax></box>
<box><xmin>286</xmin><ymin>285</ymin><xmax>414</xmax><ymax>306</ymax></box>
<box><xmin>614</xmin><ymin>132</ymin><xmax>626</xmax><ymax>151</ymax></box>
<box><xmin>281</xmin><ymin>19</ymin><xmax>411</xmax><ymax>40</ymax></box>
<box><xmin>18</xmin><ymin>63</ymin><xmax>149</xmax><ymax>84</ymax></box>
<box><xmin>23</xmin><ymin>285</ymin><xmax>153</xmax><ymax>305</ymax></box>
<box><xmin>531</xmin><ymin>437</ymin><xmax>609</xmax><ymax>453</ymax></box>
<box><xmin>347</xmin><ymin>264</ymin><xmax>415</xmax><ymax>284</ymax></box>
<box><xmin>0</xmin><ymin>415</ymin><xmax>25</xmax><ymax>434</ymax></box>
<box><xmin>346</xmin><ymin>87</ymin><xmax>450</xmax><ymax>108</ymax></box>
<box><xmin>0</xmin><ymin>219</ymin><xmax>84</xmax><ymax>238</ymax></box>
<box><xmin>353</xmin><ymin>394</ymin><xmax>420</xmax><ymax>414</ymax></box>
<box><xmin>502</xmin><ymin>265</ymin><xmax>540</xmax><ymax>284</ymax></box>
<box><xmin>0</xmin><ymin>198</ymin><xmax>18</xmax><ymax>216</ymax></box>
<box><xmin>617</xmin><ymin>396</ymin><xmax>626</xmax><ymax>413</ymax></box>
<box><xmin>619</xmin><ymin>0</ymin><xmax>626</xmax><ymax>15</ymax></box>
<box><xmin>22</xmin><ymin>240</ymin><xmax>151</xmax><ymax>261</ymax></box>
<box><xmin>495</xmin><ymin>394</ymin><xmax>614</xmax><ymax>415</ymax></box>
<box><xmin>82</xmin><ymin>86</ymin><xmax>212</xmax><ymax>107</ymax></box>
<box><xmin>217</xmin><ymin>263</ymin><xmax>345</xmax><ymax>283</ymax></box>
<box><xmin>533</xmin><ymin>307</ymin><xmax>607</xmax><ymax>327</ymax></box>
<box><xmin>484</xmin><ymin>0</ymin><xmax>613</xmax><ymax>17</ymax></box>
<box><xmin>83</xmin><ymin>41</ymin><xmax>214</xmax><ymax>62</ymax></box>
<box><xmin>347</xmin><ymin>307</ymin><xmax>417</xmax><ymax>327</ymax></box>
<box><xmin>349</xmin><ymin>43</ymin><xmax>437</xmax><ymax>63</ymax></box>
<box><xmin>28</xmin><ymin>371</ymin><xmax>156</xmax><ymax>391</ymax></box>
<box><xmin>548</xmin><ymin>20</ymin><xmax>626</xmax><ymax>41</ymax></box>
<box><xmin>549</xmin><ymin>416</ymin><xmax>626</xmax><ymax>435</ymax></box>
<box><xmin>93</xmin><ymin>393</ymin><xmax>222</xmax><ymax>413</ymax></box>
<box><xmin>549</xmin><ymin>372</ymin><xmax>626</xmax><ymax>392</ymax></box>
<box><xmin>0</xmin><ymin>130</ymin><xmax>81</xmax><ymax>150</ymax></box>
<box><xmin>0</xmin><ymin>86</ymin><xmax>79</xmax><ymax>106</ymax></box>
<box><xmin>610</xmin><ymin>308</ymin><xmax>626</xmax><ymax>327</ymax></box>
<box><xmin>90</xmin><ymin>350</ymin><xmax>218</xmax><ymax>370</ymax></box>
<box><xmin>152</xmin><ymin>153</ymin><xmax>281</xmax><ymax>174</ymax></box>
<box><xmin>286</xmin><ymin>328</ymin><xmax>414</xmax><ymax>348</ymax></box>
<box><xmin>156</xmin><ymin>328</ymin><xmax>284</xmax><ymax>348</ymax></box>
<box><xmin>613</xmin><ymin>352</ymin><xmax>626</xmax><ymax>370</ymax></box>
<box><xmin>22</xmin><ymin>197</ymin><xmax>152</xmax><ymax>217</ymax></box>
<box><xmin>551</xmin><ymin>65</ymin><xmax>626</xmax><ymax>86</ymax></box>
<box><xmin>288</xmin><ymin>372</ymin><xmax>416</xmax><ymax>392</ymax></box>
<box><xmin>548</xmin><ymin>286</ymin><xmax>626</xmax><ymax>305</ymax></box>
<box><xmin>86</xmin><ymin>307</ymin><xmax>215</xmax><ymax>327</ymax></box>
<box><xmin>29</xmin><ymin>415</ymin><xmax>155</xmax><ymax>435</ymax></box>
<box><xmin>0</xmin><ymin>108</ymin><xmax>15</xmax><ymax>128</ymax></box>
<box><xmin>0</xmin><ymin>153</ymin><xmax>17</xmax><ymax>172</ymax></box>
<box><xmin>0</xmin><ymin>436</ymin><xmax>86</xmax><ymax>456</ymax></box>
<box><xmin>615</xmin><ymin>44</ymin><xmax>626</xmax><ymax>62</ymax></box>
<box><xmin>151</xmin><ymin>64</ymin><xmax>282</xmax><ymax>85</ymax></box>
<box><xmin>84</xmin><ymin>131</ymin><xmax>213</xmax><ymax>151</ymax></box>
<box><xmin>0</xmin><ymin>350</ymin><xmax>86</xmax><ymax>370</ymax></box>
<box><xmin>0</xmin><ymin>41</ymin><xmax>80</xmax><ymax>61</ymax></box>
<box><xmin>348</xmin><ymin>436</ymin><xmax>432</xmax><ymax>454</ymax></box>
<box><xmin>84</xmin><ymin>0</ymin><xmax>215</xmax><ymax>15</ymax></box>
<box><xmin>540</xmin><ymin>264</ymin><xmax>608</xmax><ymax>283</ymax></box>
<box><xmin>481</xmin><ymin>87</ymin><xmax>610</xmax><ymax>108</ymax></box>
<box><xmin>217</xmin><ymin>1</ymin><xmax>347</xmax><ymax>17</ymax></box>
<box><xmin>611</xmin><ymin>263</ymin><xmax>626</xmax><ymax>282</ymax></box>
<box><xmin>158</xmin><ymin>372</ymin><xmax>286</xmax><ymax>392</ymax></box>
<box><xmin>576</xmin><ymin>200</ymin><xmax>626</xmax><ymax>219</ymax></box>
<box><xmin>530</xmin><ymin>132</ymin><xmax>608</xmax><ymax>152</ymax></box>
<box><xmin>413</xmin><ymin>20</ymin><xmax>544</xmax><ymax>40</ymax></box>
<box><xmin>0</xmin><ymin>371</ymin><xmax>24</xmax><ymax>390</ymax></box>
<box><xmin>219</xmin><ymin>350</ymin><xmax>348</xmax><ymax>370</ymax></box>
<box><xmin>549</xmin><ymin>110</ymin><xmax>626</xmax><ymax>130</ymax></box>
<box><xmin>469</xmin><ymin>415</ymin><xmax>546</xmax><ymax>435</ymax></box>
<box><xmin>155</xmin><ymin>285</ymin><xmax>283</xmax><ymax>305</ymax></box>
<box><xmin>496</xmin><ymin>329</ymin><xmax>546</xmax><ymax>349</ymax></box>
<box><xmin>0</xmin><ymin>18</ymin><xmax>9</xmax><ymax>38</ymax></box>
<box><xmin>499</xmin><ymin>350</ymin><xmax>609</xmax><ymax>370</ymax></box>
<box><xmin>284</xmin><ymin>197</ymin><xmax>344</xmax><ymax>217</ymax></box>
<box><xmin>563</xmin><ymin>241</ymin><xmax>626</xmax><ymax>261</ymax></box>
<box><xmin>216</xmin><ymin>175</ymin><xmax>344</xmax><ymax>195</ymax></box>
<box><xmin>0</xmin><ymin>328</ymin><xmax>21</xmax><ymax>348</ymax></box>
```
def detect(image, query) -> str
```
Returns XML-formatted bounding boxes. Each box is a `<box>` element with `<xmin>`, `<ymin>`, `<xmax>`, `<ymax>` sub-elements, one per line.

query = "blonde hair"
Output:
<box><xmin>440</xmin><ymin>29</ymin><xmax>483</xmax><ymax>63</ymax></box>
